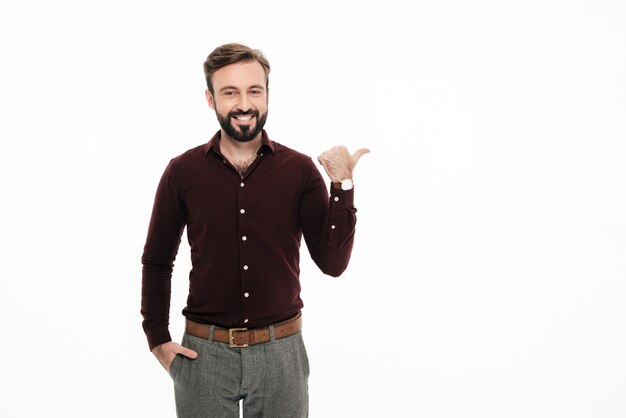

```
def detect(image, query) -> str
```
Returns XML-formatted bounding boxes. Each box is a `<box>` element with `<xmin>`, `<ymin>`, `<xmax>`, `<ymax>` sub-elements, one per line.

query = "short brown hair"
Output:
<box><xmin>203</xmin><ymin>43</ymin><xmax>271</xmax><ymax>95</ymax></box>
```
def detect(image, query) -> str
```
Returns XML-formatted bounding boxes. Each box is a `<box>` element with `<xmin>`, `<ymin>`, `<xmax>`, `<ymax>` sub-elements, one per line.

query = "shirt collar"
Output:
<box><xmin>203</xmin><ymin>129</ymin><xmax>275</xmax><ymax>156</ymax></box>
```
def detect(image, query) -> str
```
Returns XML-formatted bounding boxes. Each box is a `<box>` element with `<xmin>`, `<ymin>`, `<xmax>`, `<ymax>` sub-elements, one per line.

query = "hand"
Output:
<box><xmin>317</xmin><ymin>146</ymin><xmax>370</xmax><ymax>183</ymax></box>
<box><xmin>151</xmin><ymin>341</ymin><xmax>198</xmax><ymax>372</ymax></box>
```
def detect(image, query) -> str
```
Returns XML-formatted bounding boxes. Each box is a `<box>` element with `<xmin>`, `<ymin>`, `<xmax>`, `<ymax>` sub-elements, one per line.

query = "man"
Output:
<box><xmin>141</xmin><ymin>43</ymin><xmax>368</xmax><ymax>417</ymax></box>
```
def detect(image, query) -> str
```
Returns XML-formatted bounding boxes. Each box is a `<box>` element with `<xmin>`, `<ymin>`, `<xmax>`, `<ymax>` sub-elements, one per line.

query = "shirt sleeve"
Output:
<box><xmin>300</xmin><ymin>158</ymin><xmax>357</xmax><ymax>277</ymax></box>
<box><xmin>141</xmin><ymin>160</ymin><xmax>187</xmax><ymax>351</ymax></box>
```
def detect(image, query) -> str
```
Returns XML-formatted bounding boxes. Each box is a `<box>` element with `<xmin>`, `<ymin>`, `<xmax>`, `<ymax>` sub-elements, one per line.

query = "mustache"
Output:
<box><xmin>229</xmin><ymin>109</ymin><xmax>259</xmax><ymax>117</ymax></box>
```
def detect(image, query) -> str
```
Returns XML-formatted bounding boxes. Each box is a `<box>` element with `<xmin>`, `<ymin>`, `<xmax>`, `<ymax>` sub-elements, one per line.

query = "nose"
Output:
<box><xmin>237</xmin><ymin>94</ymin><xmax>252</xmax><ymax>112</ymax></box>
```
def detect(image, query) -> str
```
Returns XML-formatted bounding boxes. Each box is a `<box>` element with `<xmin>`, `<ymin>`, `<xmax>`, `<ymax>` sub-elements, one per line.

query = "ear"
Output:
<box><xmin>205</xmin><ymin>89</ymin><xmax>215</xmax><ymax>109</ymax></box>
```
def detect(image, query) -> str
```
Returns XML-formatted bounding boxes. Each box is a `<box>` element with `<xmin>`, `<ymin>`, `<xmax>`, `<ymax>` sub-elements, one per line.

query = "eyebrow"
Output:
<box><xmin>219</xmin><ymin>84</ymin><xmax>266</xmax><ymax>93</ymax></box>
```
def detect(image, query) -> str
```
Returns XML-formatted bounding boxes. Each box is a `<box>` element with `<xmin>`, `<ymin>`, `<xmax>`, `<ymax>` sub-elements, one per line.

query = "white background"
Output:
<box><xmin>1</xmin><ymin>0</ymin><xmax>625</xmax><ymax>417</ymax></box>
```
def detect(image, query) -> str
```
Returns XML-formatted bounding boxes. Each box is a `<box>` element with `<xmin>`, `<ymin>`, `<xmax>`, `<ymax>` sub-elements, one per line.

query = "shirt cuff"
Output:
<box><xmin>329</xmin><ymin>185</ymin><xmax>354</xmax><ymax>208</ymax></box>
<box><xmin>146</xmin><ymin>327</ymin><xmax>172</xmax><ymax>352</ymax></box>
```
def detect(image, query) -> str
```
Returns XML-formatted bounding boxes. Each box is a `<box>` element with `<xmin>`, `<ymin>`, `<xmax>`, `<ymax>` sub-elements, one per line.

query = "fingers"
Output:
<box><xmin>317</xmin><ymin>146</ymin><xmax>369</xmax><ymax>182</ymax></box>
<box><xmin>317</xmin><ymin>145</ymin><xmax>344</xmax><ymax>163</ymax></box>
<box><xmin>166</xmin><ymin>346</ymin><xmax>198</xmax><ymax>371</ymax></box>
<box><xmin>178</xmin><ymin>346</ymin><xmax>198</xmax><ymax>359</ymax></box>
<box><xmin>153</xmin><ymin>342</ymin><xmax>198</xmax><ymax>370</ymax></box>
<box><xmin>319</xmin><ymin>146</ymin><xmax>369</xmax><ymax>162</ymax></box>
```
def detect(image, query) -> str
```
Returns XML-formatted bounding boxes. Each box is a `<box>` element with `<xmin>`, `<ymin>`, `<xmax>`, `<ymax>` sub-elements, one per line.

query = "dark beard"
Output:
<box><xmin>217</xmin><ymin>109</ymin><xmax>268</xmax><ymax>143</ymax></box>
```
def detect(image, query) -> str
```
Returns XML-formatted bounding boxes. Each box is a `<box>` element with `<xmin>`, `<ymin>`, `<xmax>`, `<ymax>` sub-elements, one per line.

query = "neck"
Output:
<box><xmin>220</xmin><ymin>130</ymin><xmax>262</xmax><ymax>161</ymax></box>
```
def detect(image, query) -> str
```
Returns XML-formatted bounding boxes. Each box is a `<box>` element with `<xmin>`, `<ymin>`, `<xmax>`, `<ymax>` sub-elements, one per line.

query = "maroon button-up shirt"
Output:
<box><xmin>141</xmin><ymin>130</ymin><xmax>357</xmax><ymax>350</ymax></box>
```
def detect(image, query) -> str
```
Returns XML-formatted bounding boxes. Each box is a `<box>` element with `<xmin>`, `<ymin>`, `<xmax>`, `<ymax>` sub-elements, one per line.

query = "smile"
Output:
<box><xmin>233</xmin><ymin>115</ymin><xmax>254</xmax><ymax>122</ymax></box>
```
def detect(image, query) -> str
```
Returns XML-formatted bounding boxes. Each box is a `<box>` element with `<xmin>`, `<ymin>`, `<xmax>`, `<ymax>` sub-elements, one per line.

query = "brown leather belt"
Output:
<box><xmin>185</xmin><ymin>313</ymin><xmax>302</xmax><ymax>348</ymax></box>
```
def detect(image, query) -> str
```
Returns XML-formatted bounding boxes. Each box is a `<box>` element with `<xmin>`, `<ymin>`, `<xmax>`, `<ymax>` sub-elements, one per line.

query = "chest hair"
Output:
<box><xmin>231</xmin><ymin>156</ymin><xmax>256</xmax><ymax>178</ymax></box>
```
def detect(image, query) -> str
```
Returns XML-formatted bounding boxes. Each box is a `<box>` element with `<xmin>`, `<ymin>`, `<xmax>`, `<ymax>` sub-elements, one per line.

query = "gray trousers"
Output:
<box><xmin>169</xmin><ymin>327</ymin><xmax>310</xmax><ymax>418</ymax></box>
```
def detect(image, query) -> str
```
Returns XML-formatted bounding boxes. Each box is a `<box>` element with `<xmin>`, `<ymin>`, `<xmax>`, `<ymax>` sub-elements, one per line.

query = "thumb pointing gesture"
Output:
<box><xmin>317</xmin><ymin>146</ymin><xmax>370</xmax><ymax>183</ymax></box>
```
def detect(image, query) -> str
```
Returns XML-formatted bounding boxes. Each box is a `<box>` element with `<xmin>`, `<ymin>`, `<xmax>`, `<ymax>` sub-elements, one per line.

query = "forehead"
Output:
<box><xmin>211</xmin><ymin>60</ymin><xmax>266</xmax><ymax>90</ymax></box>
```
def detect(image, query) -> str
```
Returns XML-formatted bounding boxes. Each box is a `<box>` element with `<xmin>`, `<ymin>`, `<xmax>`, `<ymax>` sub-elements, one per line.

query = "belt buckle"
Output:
<box><xmin>228</xmin><ymin>327</ymin><xmax>248</xmax><ymax>348</ymax></box>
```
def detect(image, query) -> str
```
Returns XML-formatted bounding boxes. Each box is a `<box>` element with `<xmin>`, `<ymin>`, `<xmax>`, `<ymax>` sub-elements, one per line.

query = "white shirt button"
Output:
<box><xmin>334</xmin><ymin>196</ymin><xmax>339</xmax><ymax>202</ymax></box>
<box><xmin>331</xmin><ymin>225</ymin><xmax>336</xmax><ymax>229</ymax></box>
<box><xmin>244</xmin><ymin>292</ymin><xmax>250</xmax><ymax>298</ymax></box>
<box><xmin>240</xmin><ymin>209</ymin><xmax>246</xmax><ymax>214</ymax></box>
<box><xmin>240</xmin><ymin>182</ymin><xmax>245</xmax><ymax>187</ymax></box>
<box><xmin>243</xmin><ymin>265</ymin><xmax>249</xmax><ymax>270</ymax></box>
<box><xmin>242</xmin><ymin>236</ymin><xmax>247</xmax><ymax>241</ymax></box>
<box><xmin>244</xmin><ymin>319</ymin><xmax>249</xmax><ymax>323</ymax></box>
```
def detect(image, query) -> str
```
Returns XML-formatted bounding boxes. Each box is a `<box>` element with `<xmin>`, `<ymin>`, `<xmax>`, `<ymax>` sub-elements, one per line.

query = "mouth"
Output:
<box><xmin>232</xmin><ymin>114</ymin><xmax>255</xmax><ymax>125</ymax></box>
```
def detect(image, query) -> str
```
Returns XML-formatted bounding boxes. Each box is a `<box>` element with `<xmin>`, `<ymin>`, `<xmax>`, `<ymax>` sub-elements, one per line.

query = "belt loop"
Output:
<box><xmin>208</xmin><ymin>325</ymin><xmax>215</xmax><ymax>343</ymax></box>
<box><xmin>269</xmin><ymin>324</ymin><xmax>276</xmax><ymax>341</ymax></box>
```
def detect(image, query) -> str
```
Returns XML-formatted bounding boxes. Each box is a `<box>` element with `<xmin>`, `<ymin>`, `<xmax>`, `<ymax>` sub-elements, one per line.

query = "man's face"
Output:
<box><xmin>206</xmin><ymin>60</ymin><xmax>268</xmax><ymax>143</ymax></box>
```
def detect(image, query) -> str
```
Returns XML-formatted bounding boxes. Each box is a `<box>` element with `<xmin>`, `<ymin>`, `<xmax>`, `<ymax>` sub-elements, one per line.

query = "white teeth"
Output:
<box><xmin>235</xmin><ymin>115</ymin><xmax>252</xmax><ymax>121</ymax></box>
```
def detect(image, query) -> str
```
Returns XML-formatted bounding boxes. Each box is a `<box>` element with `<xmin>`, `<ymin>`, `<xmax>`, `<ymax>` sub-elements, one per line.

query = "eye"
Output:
<box><xmin>223</xmin><ymin>90</ymin><xmax>237</xmax><ymax>96</ymax></box>
<box><xmin>250</xmin><ymin>90</ymin><xmax>263</xmax><ymax>96</ymax></box>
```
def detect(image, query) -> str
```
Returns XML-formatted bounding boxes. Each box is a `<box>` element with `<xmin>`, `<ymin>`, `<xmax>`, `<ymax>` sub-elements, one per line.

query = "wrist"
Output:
<box><xmin>332</xmin><ymin>178</ymin><xmax>353</xmax><ymax>190</ymax></box>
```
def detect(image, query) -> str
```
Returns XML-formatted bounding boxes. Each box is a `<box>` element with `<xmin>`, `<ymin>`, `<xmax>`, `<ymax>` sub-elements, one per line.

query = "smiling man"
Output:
<box><xmin>141</xmin><ymin>43</ymin><xmax>368</xmax><ymax>417</ymax></box>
